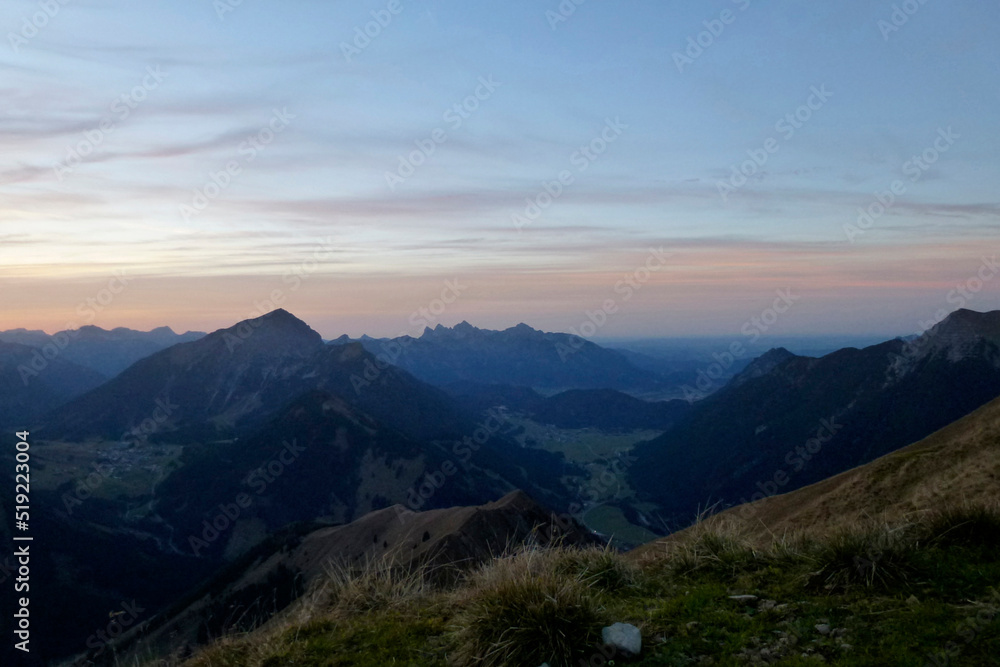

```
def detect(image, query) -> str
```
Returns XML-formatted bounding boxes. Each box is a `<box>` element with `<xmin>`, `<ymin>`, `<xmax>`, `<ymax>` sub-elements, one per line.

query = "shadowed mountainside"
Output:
<box><xmin>630</xmin><ymin>309</ymin><xmax>1000</xmax><ymax>528</ymax></box>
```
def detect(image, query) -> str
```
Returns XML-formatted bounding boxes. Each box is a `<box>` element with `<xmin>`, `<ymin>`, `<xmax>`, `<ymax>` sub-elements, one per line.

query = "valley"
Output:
<box><xmin>2</xmin><ymin>307</ymin><xmax>1000</xmax><ymax>665</ymax></box>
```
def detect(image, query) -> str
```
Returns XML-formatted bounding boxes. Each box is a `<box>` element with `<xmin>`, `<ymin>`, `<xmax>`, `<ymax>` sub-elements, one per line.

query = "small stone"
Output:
<box><xmin>686</xmin><ymin>621</ymin><xmax>700</xmax><ymax>630</ymax></box>
<box><xmin>906</xmin><ymin>595</ymin><xmax>920</xmax><ymax>606</ymax></box>
<box><xmin>729</xmin><ymin>594</ymin><xmax>759</xmax><ymax>604</ymax></box>
<box><xmin>759</xmin><ymin>599</ymin><xmax>778</xmax><ymax>611</ymax></box>
<box><xmin>815</xmin><ymin>623</ymin><xmax>831</xmax><ymax>636</ymax></box>
<box><xmin>602</xmin><ymin>622</ymin><xmax>642</xmax><ymax>656</ymax></box>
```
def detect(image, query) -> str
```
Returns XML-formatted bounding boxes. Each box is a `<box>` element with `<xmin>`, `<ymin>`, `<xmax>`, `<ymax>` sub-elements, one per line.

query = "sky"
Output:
<box><xmin>2</xmin><ymin>0</ymin><xmax>999</xmax><ymax>340</ymax></box>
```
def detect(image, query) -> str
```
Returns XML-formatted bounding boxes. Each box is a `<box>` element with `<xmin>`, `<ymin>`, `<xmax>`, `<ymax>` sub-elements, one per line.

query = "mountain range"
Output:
<box><xmin>0</xmin><ymin>324</ymin><xmax>205</xmax><ymax>379</ymax></box>
<box><xmin>0</xmin><ymin>341</ymin><xmax>106</xmax><ymax>426</ymax></box>
<box><xmin>333</xmin><ymin>321</ymin><xmax>671</xmax><ymax>397</ymax></box>
<box><xmin>4</xmin><ymin>306</ymin><xmax>1000</xmax><ymax>664</ymax></box>
<box><xmin>629</xmin><ymin>308</ymin><xmax>1000</xmax><ymax>528</ymax></box>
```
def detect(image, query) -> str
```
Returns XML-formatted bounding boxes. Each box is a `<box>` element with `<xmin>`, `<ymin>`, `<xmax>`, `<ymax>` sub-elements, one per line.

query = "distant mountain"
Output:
<box><xmin>444</xmin><ymin>382</ymin><xmax>690</xmax><ymax>431</ymax></box>
<box><xmin>100</xmin><ymin>491</ymin><xmax>596</xmax><ymax>666</ymax></box>
<box><xmin>728</xmin><ymin>347</ymin><xmax>797</xmax><ymax>388</ymax></box>
<box><xmin>610</xmin><ymin>346</ymin><xmax>751</xmax><ymax>394</ymax></box>
<box><xmin>0</xmin><ymin>325</ymin><xmax>205</xmax><ymax>379</ymax></box>
<box><xmin>634</xmin><ymin>389</ymin><xmax>1000</xmax><ymax>555</ymax></box>
<box><xmin>333</xmin><ymin>321</ymin><xmax>669</xmax><ymax>396</ymax></box>
<box><xmin>533</xmin><ymin>389</ymin><xmax>689</xmax><ymax>431</ymax></box>
<box><xmin>630</xmin><ymin>308</ymin><xmax>1000</xmax><ymax>528</ymax></box>
<box><xmin>0</xmin><ymin>341</ymin><xmax>106</xmax><ymax>427</ymax></box>
<box><xmin>43</xmin><ymin>310</ymin><xmax>473</xmax><ymax>443</ymax></box>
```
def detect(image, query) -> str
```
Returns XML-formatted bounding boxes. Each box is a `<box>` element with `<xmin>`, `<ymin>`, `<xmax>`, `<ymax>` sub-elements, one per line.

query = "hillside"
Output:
<box><xmin>151</xmin><ymin>391</ymin><xmax>575</xmax><ymax>559</ymax></box>
<box><xmin>630</xmin><ymin>308</ymin><xmax>1000</xmax><ymax>528</ymax></box>
<box><xmin>115</xmin><ymin>397</ymin><xmax>1000</xmax><ymax>667</ymax></box>
<box><xmin>636</xmin><ymin>389</ymin><xmax>1000</xmax><ymax>553</ymax></box>
<box><xmin>85</xmin><ymin>491</ymin><xmax>596</xmax><ymax>666</ymax></box>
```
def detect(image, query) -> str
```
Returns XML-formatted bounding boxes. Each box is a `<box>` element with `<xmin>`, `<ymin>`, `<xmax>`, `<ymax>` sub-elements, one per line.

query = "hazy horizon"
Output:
<box><xmin>3</xmin><ymin>1</ymin><xmax>998</xmax><ymax>340</ymax></box>
<box><xmin>0</xmin><ymin>303</ymin><xmax>961</xmax><ymax>348</ymax></box>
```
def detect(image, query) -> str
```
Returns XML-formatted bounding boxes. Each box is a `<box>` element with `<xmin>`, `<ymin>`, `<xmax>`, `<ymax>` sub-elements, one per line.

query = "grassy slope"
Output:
<box><xmin>156</xmin><ymin>514</ymin><xmax>1000</xmax><ymax>667</ymax></box>
<box><xmin>134</xmin><ymin>397</ymin><xmax>1000</xmax><ymax>666</ymax></box>
<box><xmin>635</xmin><ymin>393</ymin><xmax>1000</xmax><ymax>555</ymax></box>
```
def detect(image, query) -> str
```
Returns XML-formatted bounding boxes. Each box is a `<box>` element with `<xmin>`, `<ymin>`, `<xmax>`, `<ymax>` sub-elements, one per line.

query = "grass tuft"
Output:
<box><xmin>668</xmin><ymin>530</ymin><xmax>768</xmax><ymax>578</ymax></box>
<box><xmin>449</xmin><ymin>546</ymin><xmax>608</xmax><ymax>667</ymax></box>
<box><xmin>923</xmin><ymin>504</ymin><xmax>1000</xmax><ymax>550</ymax></box>
<box><xmin>552</xmin><ymin>544</ymin><xmax>640</xmax><ymax>592</ymax></box>
<box><xmin>808</xmin><ymin>523</ymin><xmax>919</xmax><ymax>592</ymax></box>
<box><xmin>308</xmin><ymin>553</ymin><xmax>433</xmax><ymax>616</ymax></box>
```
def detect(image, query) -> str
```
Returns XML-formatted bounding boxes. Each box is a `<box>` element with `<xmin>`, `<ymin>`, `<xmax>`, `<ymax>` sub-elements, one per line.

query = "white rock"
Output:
<box><xmin>602</xmin><ymin>622</ymin><xmax>642</xmax><ymax>656</ymax></box>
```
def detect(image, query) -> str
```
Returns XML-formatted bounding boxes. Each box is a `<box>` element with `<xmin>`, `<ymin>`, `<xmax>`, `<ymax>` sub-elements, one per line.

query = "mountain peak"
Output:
<box><xmin>730</xmin><ymin>347</ymin><xmax>798</xmax><ymax>388</ymax></box>
<box><xmin>936</xmin><ymin>308</ymin><xmax>1000</xmax><ymax>338</ymax></box>
<box><xmin>506</xmin><ymin>322</ymin><xmax>542</xmax><ymax>338</ymax></box>
<box><xmin>912</xmin><ymin>308</ymin><xmax>1000</xmax><ymax>363</ymax></box>
<box><xmin>219</xmin><ymin>309</ymin><xmax>324</xmax><ymax>351</ymax></box>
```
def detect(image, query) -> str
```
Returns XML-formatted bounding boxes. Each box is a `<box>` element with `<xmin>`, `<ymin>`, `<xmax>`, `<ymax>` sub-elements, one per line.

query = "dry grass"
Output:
<box><xmin>143</xmin><ymin>504</ymin><xmax>1000</xmax><ymax>667</ymax></box>
<box><xmin>308</xmin><ymin>552</ymin><xmax>436</xmax><ymax>616</ymax></box>
<box><xmin>449</xmin><ymin>545</ymin><xmax>610</xmax><ymax>667</ymax></box>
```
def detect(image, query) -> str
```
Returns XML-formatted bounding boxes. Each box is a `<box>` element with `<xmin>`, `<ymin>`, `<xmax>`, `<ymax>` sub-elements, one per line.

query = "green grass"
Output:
<box><xmin>506</xmin><ymin>416</ymin><xmax>663</xmax><ymax>543</ymax></box>
<box><xmin>583</xmin><ymin>503</ymin><xmax>663</xmax><ymax>547</ymax></box>
<box><xmin>162</xmin><ymin>509</ymin><xmax>1000</xmax><ymax>667</ymax></box>
<box><xmin>507</xmin><ymin>416</ymin><xmax>660</xmax><ymax>464</ymax></box>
